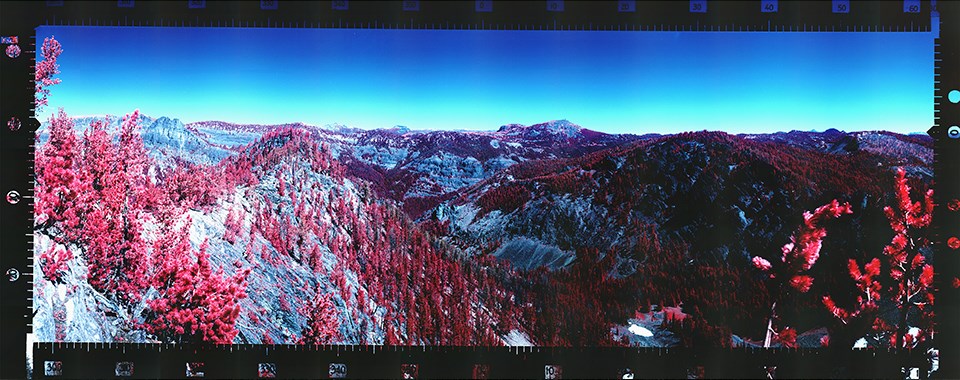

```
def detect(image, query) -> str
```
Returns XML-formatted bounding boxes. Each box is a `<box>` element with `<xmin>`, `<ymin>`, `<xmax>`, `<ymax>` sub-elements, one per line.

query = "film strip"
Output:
<box><xmin>0</xmin><ymin>1</ymin><xmax>957</xmax><ymax>378</ymax></box>
<box><xmin>24</xmin><ymin>345</ymin><xmax>934</xmax><ymax>378</ymax></box>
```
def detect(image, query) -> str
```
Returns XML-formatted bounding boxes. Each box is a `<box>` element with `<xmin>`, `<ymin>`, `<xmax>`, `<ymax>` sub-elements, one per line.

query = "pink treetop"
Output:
<box><xmin>79</xmin><ymin>119</ymin><xmax>115</xmax><ymax>194</ymax></box>
<box><xmin>754</xmin><ymin>199</ymin><xmax>853</xmax><ymax>292</ymax></box>
<box><xmin>883</xmin><ymin>168</ymin><xmax>933</xmax><ymax>278</ymax></box>
<box><xmin>751</xmin><ymin>256</ymin><xmax>772</xmax><ymax>271</ymax></box>
<box><xmin>753</xmin><ymin>199</ymin><xmax>852</xmax><ymax>347</ymax></box>
<box><xmin>39</xmin><ymin>245</ymin><xmax>73</xmax><ymax>284</ymax></box>
<box><xmin>80</xmin><ymin>110</ymin><xmax>153</xmax><ymax>306</ymax></box>
<box><xmin>118</xmin><ymin>110</ymin><xmax>153</xmax><ymax>210</ymax></box>
<box><xmin>35</xmin><ymin>109</ymin><xmax>82</xmax><ymax>242</ymax></box>
<box><xmin>36</xmin><ymin>36</ymin><xmax>62</xmax><ymax>111</ymax></box>
<box><xmin>788</xmin><ymin>200</ymin><xmax>854</xmax><ymax>272</ymax></box>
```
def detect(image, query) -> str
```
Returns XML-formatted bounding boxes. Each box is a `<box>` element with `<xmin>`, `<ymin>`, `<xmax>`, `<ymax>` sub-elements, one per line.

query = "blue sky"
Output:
<box><xmin>36</xmin><ymin>26</ymin><xmax>933</xmax><ymax>134</ymax></box>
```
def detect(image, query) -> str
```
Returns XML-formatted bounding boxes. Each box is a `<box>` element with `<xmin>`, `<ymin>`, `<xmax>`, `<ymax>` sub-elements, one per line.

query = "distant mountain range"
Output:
<box><xmin>35</xmin><ymin>114</ymin><xmax>934</xmax><ymax>348</ymax></box>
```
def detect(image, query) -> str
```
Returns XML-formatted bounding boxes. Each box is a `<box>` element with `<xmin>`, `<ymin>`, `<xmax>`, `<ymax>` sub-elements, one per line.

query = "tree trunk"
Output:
<box><xmin>764</xmin><ymin>302</ymin><xmax>776</xmax><ymax>348</ymax></box>
<box><xmin>896</xmin><ymin>238</ymin><xmax>919</xmax><ymax>348</ymax></box>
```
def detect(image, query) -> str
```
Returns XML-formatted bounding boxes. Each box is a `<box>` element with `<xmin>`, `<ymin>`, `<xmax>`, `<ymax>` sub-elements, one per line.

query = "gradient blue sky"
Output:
<box><xmin>36</xmin><ymin>26</ymin><xmax>933</xmax><ymax>134</ymax></box>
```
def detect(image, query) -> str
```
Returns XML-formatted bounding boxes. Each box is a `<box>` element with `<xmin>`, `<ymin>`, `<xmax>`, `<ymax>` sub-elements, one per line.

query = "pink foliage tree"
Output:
<box><xmin>752</xmin><ymin>199</ymin><xmax>853</xmax><ymax>347</ymax></box>
<box><xmin>223</xmin><ymin>208</ymin><xmax>243</xmax><ymax>244</ymax></box>
<box><xmin>35</xmin><ymin>36</ymin><xmax>62</xmax><ymax>112</ymax></box>
<box><xmin>117</xmin><ymin>110</ymin><xmax>152</xmax><ymax>209</ymax></box>
<box><xmin>146</xmin><ymin>217</ymin><xmax>249</xmax><ymax>344</ymax></box>
<box><xmin>33</xmin><ymin>33</ymin><xmax>257</xmax><ymax>344</ymax></box>
<box><xmin>298</xmin><ymin>289</ymin><xmax>341</xmax><ymax>345</ymax></box>
<box><xmin>39</xmin><ymin>245</ymin><xmax>73</xmax><ymax>284</ymax></box>
<box><xmin>78</xmin><ymin>119</ymin><xmax>114</xmax><ymax>194</ymax></box>
<box><xmin>81</xmin><ymin>111</ymin><xmax>152</xmax><ymax>305</ymax></box>
<box><xmin>34</xmin><ymin>109</ymin><xmax>153</xmax><ymax>308</ymax></box>
<box><xmin>822</xmin><ymin>168</ymin><xmax>935</xmax><ymax>348</ymax></box>
<box><xmin>35</xmin><ymin>109</ymin><xmax>83</xmax><ymax>243</ymax></box>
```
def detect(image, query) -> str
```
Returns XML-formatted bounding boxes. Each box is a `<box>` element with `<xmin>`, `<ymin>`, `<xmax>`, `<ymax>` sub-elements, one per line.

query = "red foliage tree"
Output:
<box><xmin>35</xmin><ymin>109</ymin><xmax>83</xmax><ymax>242</ymax></box>
<box><xmin>476</xmin><ymin>184</ymin><xmax>531</xmax><ymax>216</ymax></box>
<box><xmin>39</xmin><ymin>244</ymin><xmax>73</xmax><ymax>284</ymax></box>
<box><xmin>279</xmin><ymin>293</ymin><xmax>292</xmax><ymax>313</ymax></box>
<box><xmin>81</xmin><ymin>111</ymin><xmax>152</xmax><ymax>305</ymax></box>
<box><xmin>752</xmin><ymin>199</ymin><xmax>853</xmax><ymax>347</ymax></box>
<box><xmin>298</xmin><ymin>289</ymin><xmax>341</xmax><ymax>345</ymax></box>
<box><xmin>223</xmin><ymin>208</ymin><xmax>243</xmax><ymax>244</ymax></box>
<box><xmin>822</xmin><ymin>168</ymin><xmax>935</xmax><ymax>348</ymax></box>
<box><xmin>35</xmin><ymin>36</ymin><xmax>62</xmax><ymax>111</ymax></box>
<box><xmin>146</xmin><ymin>218</ymin><xmax>249</xmax><ymax>344</ymax></box>
<box><xmin>78</xmin><ymin>118</ymin><xmax>114</xmax><ymax>193</ymax></box>
<box><xmin>157</xmin><ymin>160</ymin><xmax>233</xmax><ymax>212</ymax></box>
<box><xmin>117</xmin><ymin>110</ymin><xmax>151</xmax><ymax>206</ymax></box>
<box><xmin>662</xmin><ymin>313</ymin><xmax>733</xmax><ymax>348</ymax></box>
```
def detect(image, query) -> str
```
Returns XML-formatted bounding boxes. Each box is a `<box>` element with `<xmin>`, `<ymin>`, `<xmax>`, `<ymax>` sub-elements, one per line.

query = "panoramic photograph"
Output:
<box><xmin>32</xmin><ymin>26</ymin><xmax>936</xmax><ymax>351</ymax></box>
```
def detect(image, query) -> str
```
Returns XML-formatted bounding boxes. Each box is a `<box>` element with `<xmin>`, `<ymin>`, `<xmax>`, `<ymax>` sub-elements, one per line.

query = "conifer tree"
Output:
<box><xmin>36</xmin><ymin>109</ymin><xmax>82</xmax><ymax>243</ymax></box>
<box><xmin>299</xmin><ymin>289</ymin><xmax>341</xmax><ymax>345</ymax></box>
<box><xmin>36</xmin><ymin>36</ymin><xmax>62</xmax><ymax>111</ymax></box>
<box><xmin>146</xmin><ymin>217</ymin><xmax>249</xmax><ymax>344</ymax></box>
<box><xmin>752</xmin><ymin>199</ymin><xmax>852</xmax><ymax>347</ymax></box>
<box><xmin>823</xmin><ymin>168</ymin><xmax>935</xmax><ymax>348</ymax></box>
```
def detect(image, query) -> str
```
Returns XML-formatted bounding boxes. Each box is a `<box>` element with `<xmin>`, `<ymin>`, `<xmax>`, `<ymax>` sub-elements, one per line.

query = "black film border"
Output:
<box><xmin>0</xmin><ymin>1</ymin><xmax>955</xmax><ymax>379</ymax></box>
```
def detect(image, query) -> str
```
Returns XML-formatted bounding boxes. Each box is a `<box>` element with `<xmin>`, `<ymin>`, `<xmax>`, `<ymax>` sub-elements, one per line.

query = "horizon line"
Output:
<box><xmin>40</xmin><ymin>112</ymin><xmax>930</xmax><ymax>136</ymax></box>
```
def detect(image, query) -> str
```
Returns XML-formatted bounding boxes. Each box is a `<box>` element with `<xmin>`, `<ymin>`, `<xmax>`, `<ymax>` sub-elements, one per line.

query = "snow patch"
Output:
<box><xmin>853</xmin><ymin>338</ymin><xmax>868</xmax><ymax>348</ymax></box>
<box><xmin>628</xmin><ymin>324</ymin><xmax>654</xmax><ymax>337</ymax></box>
<box><xmin>501</xmin><ymin>330</ymin><xmax>534</xmax><ymax>346</ymax></box>
<box><xmin>26</xmin><ymin>333</ymin><xmax>34</xmax><ymax>377</ymax></box>
<box><xmin>609</xmin><ymin>308</ymin><xmax>680</xmax><ymax>347</ymax></box>
<box><xmin>65</xmin><ymin>299</ymin><xmax>75</xmax><ymax>325</ymax></box>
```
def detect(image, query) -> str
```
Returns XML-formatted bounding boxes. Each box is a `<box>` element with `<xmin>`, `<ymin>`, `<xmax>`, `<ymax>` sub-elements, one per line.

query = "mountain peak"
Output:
<box><xmin>541</xmin><ymin>119</ymin><xmax>580</xmax><ymax>129</ymax></box>
<box><xmin>384</xmin><ymin>125</ymin><xmax>411</xmax><ymax>134</ymax></box>
<box><xmin>498</xmin><ymin>119</ymin><xmax>583</xmax><ymax>139</ymax></box>
<box><xmin>497</xmin><ymin>123</ymin><xmax>522</xmax><ymax>132</ymax></box>
<box><xmin>152</xmin><ymin>116</ymin><xmax>180</xmax><ymax>125</ymax></box>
